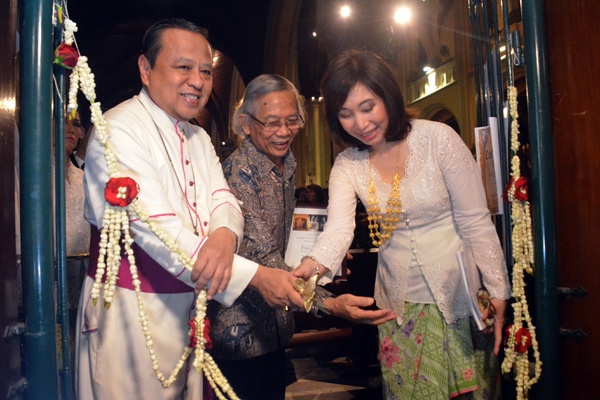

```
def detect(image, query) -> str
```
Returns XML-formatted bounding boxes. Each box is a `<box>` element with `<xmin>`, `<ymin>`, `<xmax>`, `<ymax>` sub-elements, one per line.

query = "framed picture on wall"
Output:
<box><xmin>474</xmin><ymin>117</ymin><xmax>504</xmax><ymax>215</ymax></box>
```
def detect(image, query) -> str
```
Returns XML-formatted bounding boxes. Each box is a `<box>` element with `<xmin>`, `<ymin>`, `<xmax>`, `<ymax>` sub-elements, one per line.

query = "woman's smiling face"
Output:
<box><xmin>337</xmin><ymin>82</ymin><xmax>389</xmax><ymax>150</ymax></box>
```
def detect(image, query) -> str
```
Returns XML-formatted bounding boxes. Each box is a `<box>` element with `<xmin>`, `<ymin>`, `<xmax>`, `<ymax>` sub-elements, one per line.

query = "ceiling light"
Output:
<box><xmin>340</xmin><ymin>5</ymin><xmax>351</xmax><ymax>18</ymax></box>
<box><xmin>394</xmin><ymin>6</ymin><xmax>412</xmax><ymax>25</ymax></box>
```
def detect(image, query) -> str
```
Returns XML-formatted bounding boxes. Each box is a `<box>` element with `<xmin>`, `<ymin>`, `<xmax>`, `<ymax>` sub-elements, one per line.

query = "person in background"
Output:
<box><xmin>64</xmin><ymin>112</ymin><xmax>90</xmax><ymax>257</ymax></box>
<box><xmin>69</xmin><ymin>122</ymin><xmax>92</xmax><ymax>170</ymax></box>
<box><xmin>294</xmin><ymin>49</ymin><xmax>510</xmax><ymax>399</ymax></box>
<box><xmin>305</xmin><ymin>183</ymin><xmax>326</xmax><ymax>205</ymax></box>
<box><xmin>208</xmin><ymin>74</ymin><xmax>395</xmax><ymax>400</ymax></box>
<box><xmin>64</xmin><ymin>112</ymin><xmax>91</xmax><ymax>333</ymax></box>
<box><xmin>77</xmin><ymin>19</ymin><xmax>304</xmax><ymax>399</ymax></box>
<box><xmin>294</xmin><ymin>186</ymin><xmax>308</xmax><ymax>204</ymax></box>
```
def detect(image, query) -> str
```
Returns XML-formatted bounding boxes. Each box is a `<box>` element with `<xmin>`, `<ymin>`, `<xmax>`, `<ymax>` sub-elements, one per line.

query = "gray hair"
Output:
<box><xmin>232</xmin><ymin>74</ymin><xmax>307</xmax><ymax>137</ymax></box>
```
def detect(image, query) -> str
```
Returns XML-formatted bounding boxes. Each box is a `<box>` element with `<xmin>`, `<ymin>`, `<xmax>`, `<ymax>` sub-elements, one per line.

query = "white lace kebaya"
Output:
<box><xmin>308</xmin><ymin>119</ymin><xmax>511</xmax><ymax>325</ymax></box>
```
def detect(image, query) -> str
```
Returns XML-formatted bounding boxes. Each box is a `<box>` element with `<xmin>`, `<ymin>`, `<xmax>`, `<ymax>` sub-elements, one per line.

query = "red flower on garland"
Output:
<box><xmin>503</xmin><ymin>176</ymin><xmax>529</xmax><ymax>203</ymax></box>
<box><xmin>505</xmin><ymin>324</ymin><xmax>532</xmax><ymax>353</ymax></box>
<box><xmin>104</xmin><ymin>177</ymin><xmax>139</xmax><ymax>207</ymax></box>
<box><xmin>54</xmin><ymin>42</ymin><xmax>79</xmax><ymax>69</ymax></box>
<box><xmin>188</xmin><ymin>318</ymin><xmax>212</xmax><ymax>349</ymax></box>
<box><xmin>203</xmin><ymin>317</ymin><xmax>212</xmax><ymax>350</ymax></box>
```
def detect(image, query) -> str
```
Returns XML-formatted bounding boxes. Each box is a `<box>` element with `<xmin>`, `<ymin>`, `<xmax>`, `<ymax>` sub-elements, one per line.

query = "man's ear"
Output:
<box><xmin>239</xmin><ymin>114</ymin><xmax>252</xmax><ymax>136</ymax></box>
<box><xmin>138</xmin><ymin>54</ymin><xmax>151</xmax><ymax>86</ymax></box>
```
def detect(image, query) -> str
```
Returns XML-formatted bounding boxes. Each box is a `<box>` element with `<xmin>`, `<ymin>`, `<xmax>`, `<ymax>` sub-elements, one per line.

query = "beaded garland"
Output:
<box><xmin>366</xmin><ymin>146</ymin><xmax>403</xmax><ymax>247</ymax></box>
<box><xmin>500</xmin><ymin>85</ymin><xmax>542</xmax><ymax>400</ymax></box>
<box><xmin>59</xmin><ymin>12</ymin><xmax>239</xmax><ymax>399</ymax></box>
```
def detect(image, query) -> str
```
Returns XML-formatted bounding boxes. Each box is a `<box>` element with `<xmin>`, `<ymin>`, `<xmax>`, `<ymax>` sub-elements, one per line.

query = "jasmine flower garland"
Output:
<box><xmin>501</xmin><ymin>86</ymin><xmax>542</xmax><ymax>399</ymax></box>
<box><xmin>59</xmin><ymin>14</ymin><xmax>239</xmax><ymax>399</ymax></box>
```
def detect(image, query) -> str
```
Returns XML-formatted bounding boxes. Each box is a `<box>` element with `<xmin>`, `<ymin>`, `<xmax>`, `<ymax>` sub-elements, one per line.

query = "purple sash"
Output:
<box><xmin>87</xmin><ymin>226</ymin><xmax>194</xmax><ymax>294</ymax></box>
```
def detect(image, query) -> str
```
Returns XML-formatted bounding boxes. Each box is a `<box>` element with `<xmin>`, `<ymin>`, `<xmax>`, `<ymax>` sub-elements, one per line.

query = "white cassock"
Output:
<box><xmin>76</xmin><ymin>89</ymin><xmax>258</xmax><ymax>399</ymax></box>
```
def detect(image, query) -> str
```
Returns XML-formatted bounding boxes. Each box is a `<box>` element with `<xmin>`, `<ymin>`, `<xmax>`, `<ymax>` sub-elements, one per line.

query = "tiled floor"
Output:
<box><xmin>285</xmin><ymin>330</ymin><xmax>383</xmax><ymax>400</ymax></box>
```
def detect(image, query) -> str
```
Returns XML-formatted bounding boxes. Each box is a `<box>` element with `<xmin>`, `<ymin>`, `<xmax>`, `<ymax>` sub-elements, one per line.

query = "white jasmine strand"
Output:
<box><xmin>501</xmin><ymin>86</ymin><xmax>542</xmax><ymax>399</ymax></box>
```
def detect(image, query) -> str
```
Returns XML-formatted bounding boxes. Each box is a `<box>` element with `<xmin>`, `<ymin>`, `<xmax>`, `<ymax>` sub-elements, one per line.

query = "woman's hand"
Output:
<box><xmin>487</xmin><ymin>297</ymin><xmax>508</xmax><ymax>356</ymax></box>
<box><xmin>292</xmin><ymin>257</ymin><xmax>328</xmax><ymax>280</ymax></box>
<box><xmin>323</xmin><ymin>294</ymin><xmax>396</xmax><ymax>325</ymax></box>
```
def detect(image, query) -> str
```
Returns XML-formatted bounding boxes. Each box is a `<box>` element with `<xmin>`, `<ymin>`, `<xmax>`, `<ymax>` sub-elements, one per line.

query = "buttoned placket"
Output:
<box><xmin>175</xmin><ymin>122</ymin><xmax>203</xmax><ymax>236</ymax></box>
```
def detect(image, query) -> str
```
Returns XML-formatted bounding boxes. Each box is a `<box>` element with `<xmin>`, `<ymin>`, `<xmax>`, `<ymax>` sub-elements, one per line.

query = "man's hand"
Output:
<box><xmin>250</xmin><ymin>266</ymin><xmax>304</xmax><ymax>309</ymax></box>
<box><xmin>322</xmin><ymin>294</ymin><xmax>396</xmax><ymax>325</ymax></box>
<box><xmin>191</xmin><ymin>227</ymin><xmax>237</xmax><ymax>299</ymax></box>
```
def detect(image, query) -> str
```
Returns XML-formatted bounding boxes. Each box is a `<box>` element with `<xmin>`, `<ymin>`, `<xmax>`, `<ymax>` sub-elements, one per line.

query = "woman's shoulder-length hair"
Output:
<box><xmin>321</xmin><ymin>49</ymin><xmax>413</xmax><ymax>150</ymax></box>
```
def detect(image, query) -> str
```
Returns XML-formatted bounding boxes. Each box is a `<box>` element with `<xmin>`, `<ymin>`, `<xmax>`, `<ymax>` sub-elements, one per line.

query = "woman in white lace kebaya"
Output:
<box><xmin>294</xmin><ymin>50</ymin><xmax>511</xmax><ymax>399</ymax></box>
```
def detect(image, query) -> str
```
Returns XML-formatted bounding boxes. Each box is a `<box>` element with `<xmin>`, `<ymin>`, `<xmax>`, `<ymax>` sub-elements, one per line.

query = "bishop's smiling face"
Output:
<box><xmin>138</xmin><ymin>28</ymin><xmax>213</xmax><ymax>122</ymax></box>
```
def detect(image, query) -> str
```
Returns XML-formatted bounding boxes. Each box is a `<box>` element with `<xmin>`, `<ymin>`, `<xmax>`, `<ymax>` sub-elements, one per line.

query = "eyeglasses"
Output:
<box><xmin>247</xmin><ymin>113</ymin><xmax>304</xmax><ymax>132</ymax></box>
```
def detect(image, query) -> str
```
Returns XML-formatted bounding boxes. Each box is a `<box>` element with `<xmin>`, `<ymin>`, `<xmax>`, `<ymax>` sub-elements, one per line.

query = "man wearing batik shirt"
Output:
<box><xmin>208</xmin><ymin>74</ymin><xmax>395</xmax><ymax>400</ymax></box>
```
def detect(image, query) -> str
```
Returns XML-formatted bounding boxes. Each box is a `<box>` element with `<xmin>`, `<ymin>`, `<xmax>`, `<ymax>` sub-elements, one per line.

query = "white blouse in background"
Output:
<box><xmin>65</xmin><ymin>165</ymin><xmax>90</xmax><ymax>256</ymax></box>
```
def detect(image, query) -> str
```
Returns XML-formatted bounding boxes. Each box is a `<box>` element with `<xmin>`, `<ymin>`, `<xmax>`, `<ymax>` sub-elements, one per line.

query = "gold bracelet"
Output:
<box><xmin>301</xmin><ymin>255</ymin><xmax>320</xmax><ymax>276</ymax></box>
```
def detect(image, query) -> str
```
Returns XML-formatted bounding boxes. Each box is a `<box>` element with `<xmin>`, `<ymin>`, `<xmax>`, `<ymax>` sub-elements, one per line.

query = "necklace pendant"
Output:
<box><xmin>366</xmin><ymin>159</ymin><xmax>403</xmax><ymax>247</ymax></box>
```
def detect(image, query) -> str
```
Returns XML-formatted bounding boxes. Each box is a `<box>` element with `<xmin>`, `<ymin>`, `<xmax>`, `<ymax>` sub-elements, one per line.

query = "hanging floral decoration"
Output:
<box><xmin>503</xmin><ymin>176</ymin><xmax>528</xmax><ymax>203</ymax></box>
<box><xmin>57</xmin><ymin>9</ymin><xmax>239</xmax><ymax>399</ymax></box>
<box><xmin>500</xmin><ymin>86</ymin><xmax>542</xmax><ymax>399</ymax></box>
<box><xmin>104</xmin><ymin>177</ymin><xmax>139</xmax><ymax>207</ymax></box>
<box><xmin>505</xmin><ymin>324</ymin><xmax>533</xmax><ymax>354</ymax></box>
<box><xmin>54</xmin><ymin>42</ymin><xmax>79</xmax><ymax>69</ymax></box>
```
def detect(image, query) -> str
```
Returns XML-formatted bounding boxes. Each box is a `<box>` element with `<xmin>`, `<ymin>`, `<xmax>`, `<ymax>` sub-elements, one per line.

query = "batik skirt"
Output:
<box><xmin>378</xmin><ymin>303</ymin><xmax>500</xmax><ymax>399</ymax></box>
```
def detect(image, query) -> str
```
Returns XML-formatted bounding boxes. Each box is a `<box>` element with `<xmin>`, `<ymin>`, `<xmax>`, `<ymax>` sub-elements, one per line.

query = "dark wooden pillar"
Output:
<box><xmin>546</xmin><ymin>0</ymin><xmax>600</xmax><ymax>398</ymax></box>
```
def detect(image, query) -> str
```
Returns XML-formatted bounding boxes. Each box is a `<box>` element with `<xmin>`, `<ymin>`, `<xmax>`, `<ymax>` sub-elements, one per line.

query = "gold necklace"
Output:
<box><xmin>366</xmin><ymin>144</ymin><xmax>403</xmax><ymax>247</ymax></box>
